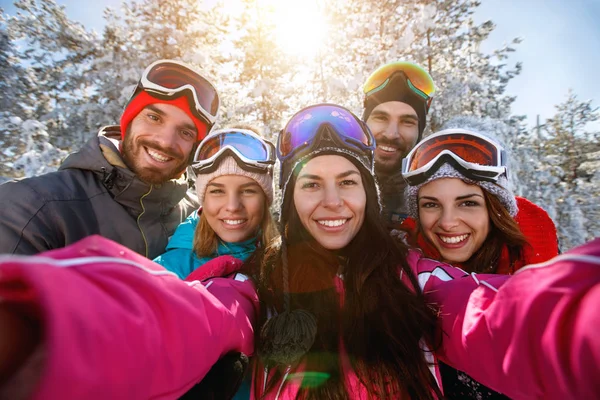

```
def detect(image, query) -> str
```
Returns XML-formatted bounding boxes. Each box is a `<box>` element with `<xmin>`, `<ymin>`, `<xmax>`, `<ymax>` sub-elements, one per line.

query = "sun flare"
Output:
<box><xmin>271</xmin><ymin>0</ymin><xmax>329</xmax><ymax>57</ymax></box>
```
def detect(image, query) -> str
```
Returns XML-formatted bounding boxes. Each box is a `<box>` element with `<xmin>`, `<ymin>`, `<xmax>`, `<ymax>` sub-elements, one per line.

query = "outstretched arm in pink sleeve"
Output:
<box><xmin>416</xmin><ymin>239</ymin><xmax>600</xmax><ymax>399</ymax></box>
<box><xmin>0</xmin><ymin>235</ymin><xmax>258</xmax><ymax>400</ymax></box>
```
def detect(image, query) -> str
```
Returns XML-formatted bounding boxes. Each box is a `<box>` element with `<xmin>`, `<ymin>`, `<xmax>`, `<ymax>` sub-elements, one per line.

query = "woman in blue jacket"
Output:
<box><xmin>153</xmin><ymin>126</ymin><xmax>278</xmax><ymax>399</ymax></box>
<box><xmin>154</xmin><ymin>127</ymin><xmax>278</xmax><ymax>279</ymax></box>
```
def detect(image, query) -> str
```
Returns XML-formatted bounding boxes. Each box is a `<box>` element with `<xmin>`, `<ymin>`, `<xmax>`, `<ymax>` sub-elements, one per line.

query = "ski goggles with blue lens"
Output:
<box><xmin>363</xmin><ymin>61</ymin><xmax>435</xmax><ymax>111</ymax></box>
<box><xmin>277</xmin><ymin>104</ymin><xmax>375</xmax><ymax>162</ymax></box>
<box><xmin>132</xmin><ymin>60</ymin><xmax>219</xmax><ymax>126</ymax></box>
<box><xmin>277</xmin><ymin>104</ymin><xmax>376</xmax><ymax>190</ymax></box>
<box><xmin>192</xmin><ymin>128</ymin><xmax>275</xmax><ymax>175</ymax></box>
<box><xmin>402</xmin><ymin>128</ymin><xmax>508</xmax><ymax>186</ymax></box>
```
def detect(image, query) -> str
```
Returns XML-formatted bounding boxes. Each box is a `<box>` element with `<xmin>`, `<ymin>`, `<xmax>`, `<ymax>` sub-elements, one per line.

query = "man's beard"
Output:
<box><xmin>374</xmin><ymin>156</ymin><xmax>404</xmax><ymax>177</ymax></box>
<box><xmin>121</xmin><ymin>133</ymin><xmax>188</xmax><ymax>185</ymax></box>
<box><xmin>374</xmin><ymin>138</ymin><xmax>410</xmax><ymax>177</ymax></box>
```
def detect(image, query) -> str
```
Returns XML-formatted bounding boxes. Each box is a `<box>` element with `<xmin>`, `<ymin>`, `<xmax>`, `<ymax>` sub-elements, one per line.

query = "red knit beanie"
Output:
<box><xmin>120</xmin><ymin>91</ymin><xmax>208</xmax><ymax>141</ymax></box>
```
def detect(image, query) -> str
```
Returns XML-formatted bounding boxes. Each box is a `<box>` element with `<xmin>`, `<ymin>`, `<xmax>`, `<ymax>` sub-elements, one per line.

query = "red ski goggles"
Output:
<box><xmin>134</xmin><ymin>60</ymin><xmax>219</xmax><ymax>126</ymax></box>
<box><xmin>402</xmin><ymin>128</ymin><xmax>508</xmax><ymax>186</ymax></box>
<box><xmin>193</xmin><ymin>128</ymin><xmax>275</xmax><ymax>175</ymax></box>
<box><xmin>277</xmin><ymin>103</ymin><xmax>374</xmax><ymax>162</ymax></box>
<box><xmin>363</xmin><ymin>61</ymin><xmax>435</xmax><ymax>111</ymax></box>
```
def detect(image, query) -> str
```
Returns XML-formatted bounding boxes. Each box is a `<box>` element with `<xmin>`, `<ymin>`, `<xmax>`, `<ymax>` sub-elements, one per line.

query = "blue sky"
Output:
<box><xmin>2</xmin><ymin>0</ymin><xmax>599</xmax><ymax>130</ymax></box>
<box><xmin>474</xmin><ymin>0</ymin><xmax>600</xmax><ymax>128</ymax></box>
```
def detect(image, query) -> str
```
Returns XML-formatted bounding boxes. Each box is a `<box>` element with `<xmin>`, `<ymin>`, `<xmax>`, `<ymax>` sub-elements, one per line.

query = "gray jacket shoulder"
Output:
<box><xmin>0</xmin><ymin>169</ymin><xmax>106</xmax><ymax>254</ymax></box>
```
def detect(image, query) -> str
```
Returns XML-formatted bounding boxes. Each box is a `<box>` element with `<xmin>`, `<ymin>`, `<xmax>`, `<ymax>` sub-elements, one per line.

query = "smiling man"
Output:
<box><xmin>362</xmin><ymin>61</ymin><xmax>435</xmax><ymax>229</ymax></box>
<box><xmin>0</xmin><ymin>60</ymin><xmax>219</xmax><ymax>259</ymax></box>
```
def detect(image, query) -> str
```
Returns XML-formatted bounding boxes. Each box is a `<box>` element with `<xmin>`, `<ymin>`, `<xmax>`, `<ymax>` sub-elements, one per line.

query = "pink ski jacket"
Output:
<box><xmin>0</xmin><ymin>235</ymin><xmax>598</xmax><ymax>399</ymax></box>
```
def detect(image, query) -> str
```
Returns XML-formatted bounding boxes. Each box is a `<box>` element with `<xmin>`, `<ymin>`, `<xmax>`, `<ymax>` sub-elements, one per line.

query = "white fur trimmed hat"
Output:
<box><xmin>195</xmin><ymin>156</ymin><xmax>274</xmax><ymax>206</ymax></box>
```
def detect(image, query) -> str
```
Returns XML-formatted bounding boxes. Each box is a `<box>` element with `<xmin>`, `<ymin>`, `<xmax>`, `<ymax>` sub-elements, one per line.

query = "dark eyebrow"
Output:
<box><xmin>370</xmin><ymin>110</ymin><xmax>419</xmax><ymax>122</ymax></box>
<box><xmin>418</xmin><ymin>193</ymin><xmax>484</xmax><ymax>201</ymax></box>
<box><xmin>298</xmin><ymin>170</ymin><xmax>360</xmax><ymax>180</ymax></box>
<box><xmin>145</xmin><ymin>105</ymin><xmax>197</xmax><ymax>133</ymax></box>
<box><xmin>336</xmin><ymin>170</ymin><xmax>360</xmax><ymax>179</ymax></box>
<box><xmin>456</xmin><ymin>193</ymin><xmax>484</xmax><ymax>201</ymax></box>
<box><xmin>145</xmin><ymin>104</ymin><xmax>166</xmax><ymax>116</ymax></box>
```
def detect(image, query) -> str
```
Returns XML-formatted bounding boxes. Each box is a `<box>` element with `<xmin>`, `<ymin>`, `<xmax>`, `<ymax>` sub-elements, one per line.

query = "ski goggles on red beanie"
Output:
<box><xmin>192</xmin><ymin>128</ymin><xmax>276</xmax><ymax>175</ymax></box>
<box><xmin>121</xmin><ymin>60</ymin><xmax>219</xmax><ymax>138</ymax></box>
<box><xmin>402</xmin><ymin>128</ymin><xmax>508</xmax><ymax>186</ymax></box>
<box><xmin>120</xmin><ymin>92</ymin><xmax>209</xmax><ymax>140</ymax></box>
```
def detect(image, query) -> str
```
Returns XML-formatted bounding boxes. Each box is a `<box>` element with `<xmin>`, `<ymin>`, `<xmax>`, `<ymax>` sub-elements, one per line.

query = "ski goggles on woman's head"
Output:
<box><xmin>134</xmin><ymin>60</ymin><xmax>219</xmax><ymax>126</ymax></box>
<box><xmin>402</xmin><ymin>128</ymin><xmax>508</xmax><ymax>186</ymax></box>
<box><xmin>363</xmin><ymin>61</ymin><xmax>435</xmax><ymax>110</ymax></box>
<box><xmin>277</xmin><ymin>104</ymin><xmax>375</xmax><ymax>163</ymax></box>
<box><xmin>192</xmin><ymin>128</ymin><xmax>275</xmax><ymax>175</ymax></box>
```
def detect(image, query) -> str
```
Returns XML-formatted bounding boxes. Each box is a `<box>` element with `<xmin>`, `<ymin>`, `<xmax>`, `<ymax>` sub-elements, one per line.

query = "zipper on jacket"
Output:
<box><xmin>137</xmin><ymin>185</ymin><xmax>153</xmax><ymax>258</ymax></box>
<box><xmin>101</xmin><ymin>167</ymin><xmax>118</xmax><ymax>190</ymax></box>
<box><xmin>262</xmin><ymin>367</ymin><xmax>269</xmax><ymax>394</ymax></box>
<box><xmin>275</xmin><ymin>365</ymin><xmax>292</xmax><ymax>400</ymax></box>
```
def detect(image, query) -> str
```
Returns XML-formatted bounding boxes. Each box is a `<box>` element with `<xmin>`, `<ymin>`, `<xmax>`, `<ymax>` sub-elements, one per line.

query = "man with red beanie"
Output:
<box><xmin>0</xmin><ymin>60</ymin><xmax>219</xmax><ymax>259</ymax></box>
<box><xmin>362</xmin><ymin>61</ymin><xmax>435</xmax><ymax>230</ymax></box>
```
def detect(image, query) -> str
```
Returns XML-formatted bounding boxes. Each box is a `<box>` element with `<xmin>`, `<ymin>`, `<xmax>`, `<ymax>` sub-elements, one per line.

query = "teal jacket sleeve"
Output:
<box><xmin>153</xmin><ymin>210</ymin><xmax>199</xmax><ymax>279</ymax></box>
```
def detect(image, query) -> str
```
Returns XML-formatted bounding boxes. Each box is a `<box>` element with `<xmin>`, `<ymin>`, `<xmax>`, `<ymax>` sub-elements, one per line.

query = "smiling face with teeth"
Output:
<box><xmin>202</xmin><ymin>175</ymin><xmax>266</xmax><ymax>243</ymax></box>
<box><xmin>122</xmin><ymin>103</ymin><xmax>198</xmax><ymax>185</ymax></box>
<box><xmin>365</xmin><ymin>101</ymin><xmax>420</xmax><ymax>176</ymax></box>
<box><xmin>293</xmin><ymin>155</ymin><xmax>366</xmax><ymax>250</ymax></box>
<box><xmin>417</xmin><ymin>178</ymin><xmax>491</xmax><ymax>264</ymax></box>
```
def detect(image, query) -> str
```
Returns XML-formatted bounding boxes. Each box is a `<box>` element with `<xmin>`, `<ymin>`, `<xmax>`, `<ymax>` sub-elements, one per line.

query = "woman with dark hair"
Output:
<box><xmin>246</xmin><ymin>104</ymin><xmax>442</xmax><ymax>398</ymax></box>
<box><xmin>400</xmin><ymin>125</ymin><xmax>560</xmax><ymax>398</ymax></box>
<box><xmin>402</xmin><ymin>125</ymin><xmax>558</xmax><ymax>274</ymax></box>
<box><xmin>242</xmin><ymin>104</ymin><xmax>595</xmax><ymax>399</ymax></box>
<box><xmin>0</xmin><ymin>105</ymin><xmax>599</xmax><ymax>400</ymax></box>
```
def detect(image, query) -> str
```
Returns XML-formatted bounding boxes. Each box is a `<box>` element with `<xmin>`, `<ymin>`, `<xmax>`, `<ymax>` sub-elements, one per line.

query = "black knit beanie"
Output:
<box><xmin>362</xmin><ymin>72</ymin><xmax>429</xmax><ymax>140</ymax></box>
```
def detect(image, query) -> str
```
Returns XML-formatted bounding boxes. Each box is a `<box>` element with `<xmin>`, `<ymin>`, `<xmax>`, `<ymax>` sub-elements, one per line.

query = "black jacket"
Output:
<box><xmin>376</xmin><ymin>168</ymin><xmax>409</xmax><ymax>230</ymax></box>
<box><xmin>0</xmin><ymin>126</ymin><xmax>198</xmax><ymax>258</ymax></box>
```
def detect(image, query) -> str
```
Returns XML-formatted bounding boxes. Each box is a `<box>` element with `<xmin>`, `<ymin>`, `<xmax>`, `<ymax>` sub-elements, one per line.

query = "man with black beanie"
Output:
<box><xmin>362</xmin><ymin>61</ymin><xmax>435</xmax><ymax>230</ymax></box>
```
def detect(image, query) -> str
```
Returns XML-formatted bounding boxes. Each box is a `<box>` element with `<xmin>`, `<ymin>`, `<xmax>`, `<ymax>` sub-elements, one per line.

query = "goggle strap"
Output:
<box><xmin>406</xmin><ymin>79</ymin><xmax>430</xmax><ymax>100</ymax></box>
<box><xmin>364</xmin><ymin>77</ymin><xmax>390</xmax><ymax>97</ymax></box>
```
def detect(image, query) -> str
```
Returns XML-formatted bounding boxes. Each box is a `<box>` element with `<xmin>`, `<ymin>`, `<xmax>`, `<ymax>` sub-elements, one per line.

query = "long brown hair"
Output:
<box><xmin>461</xmin><ymin>190</ymin><xmax>527</xmax><ymax>273</ymax></box>
<box><xmin>192</xmin><ymin>195</ymin><xmax>278</xmax><ymax>257</ymax></box>
<box><xmin>246</xmin><ymin>159</ymin><xmax>442</xmax><ymax>399</ymax></box>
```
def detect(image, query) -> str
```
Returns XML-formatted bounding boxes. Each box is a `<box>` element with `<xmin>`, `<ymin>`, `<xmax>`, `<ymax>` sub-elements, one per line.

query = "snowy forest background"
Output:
<box><xmin>1</xmin><ymin>0</ymin><xmax>599</xmax><ymax>250</ymax></box>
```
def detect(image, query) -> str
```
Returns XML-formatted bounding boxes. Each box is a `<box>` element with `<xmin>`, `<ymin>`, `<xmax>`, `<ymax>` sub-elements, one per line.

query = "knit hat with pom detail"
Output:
<box><xmin>406</xmin><ymin>163</ymin><xmax>518</xmax><ymax>219</ymax></box>
<box><xmin>120</xmin><ymin>91</ymin><xmax>208</xmax><ymax>141</ymax></box>
<box><xmin>195</xmin><ymin>155</ymin><xmax>274</xmax><ymax>207</ymax></box>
